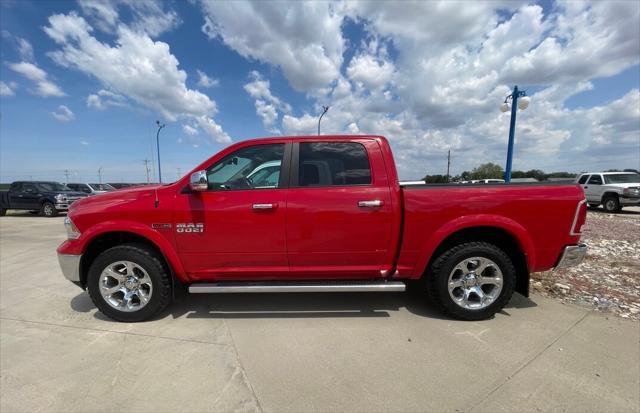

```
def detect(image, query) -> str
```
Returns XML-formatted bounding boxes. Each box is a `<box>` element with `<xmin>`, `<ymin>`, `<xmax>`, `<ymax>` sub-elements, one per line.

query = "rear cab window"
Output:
<box><xmin>297</xmin><ymin>142</ymin><xmax>371</xmax><ymax>187</ymax></box>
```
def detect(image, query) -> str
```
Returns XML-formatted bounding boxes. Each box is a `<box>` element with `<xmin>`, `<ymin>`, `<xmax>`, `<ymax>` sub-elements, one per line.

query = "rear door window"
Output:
<box><xmin>577</xmin><ymin>175</ymin><xmax>589</xmax><ymax>184</ymax></box>
<box><xmin>297</xmin><ymin>142</ymin><xmax>371</xmax><ymax>186</ymax></box>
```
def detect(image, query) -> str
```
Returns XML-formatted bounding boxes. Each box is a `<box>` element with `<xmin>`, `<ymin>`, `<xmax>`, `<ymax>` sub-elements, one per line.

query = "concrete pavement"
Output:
<box><xmin>1</xmin><ymin>213</ymin><xmax>638</xmax><ymax>412</ymax></box>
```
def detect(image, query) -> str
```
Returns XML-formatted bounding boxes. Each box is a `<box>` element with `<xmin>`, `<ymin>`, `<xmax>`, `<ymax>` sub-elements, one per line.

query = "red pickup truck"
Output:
<box><xmin>57</xmin><ymin>135</ymin><xmax>587</xmax><ymax>322</ymax></box>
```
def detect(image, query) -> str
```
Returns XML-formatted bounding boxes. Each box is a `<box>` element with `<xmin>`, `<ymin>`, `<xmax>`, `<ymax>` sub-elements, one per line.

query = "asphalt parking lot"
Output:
<box><xmin>1</xmin><ymin>213</ymin><xmax>639</xmax><ymax>413</ymax></box>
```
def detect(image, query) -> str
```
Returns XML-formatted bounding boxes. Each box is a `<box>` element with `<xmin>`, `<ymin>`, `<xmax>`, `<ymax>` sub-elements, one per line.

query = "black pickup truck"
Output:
<box><xmin>0</xmin><ymin>181</ymin><xmax>88</xmax><ymax>217</ymax></box>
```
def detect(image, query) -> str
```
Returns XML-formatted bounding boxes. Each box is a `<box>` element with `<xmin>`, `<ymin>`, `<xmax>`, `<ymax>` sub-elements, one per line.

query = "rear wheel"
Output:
<box><xmin>424</xmin><ymin>242</ymin><xmax>515</xmax><ymax>320</ymax></box>
<box><xmin>41</xmin><ymin>202</ymin><xmax>58</xmax><ymax>217</ymax></box>
<box><xmin>0</xmin><ymin>207</ymin><xmax>5</xmax><ymax>216</ymax></box>
<box><xmin>86</xmin><ymin>244</ymin><xmax>171</xmax><ymax>322</ymax></box>
<box><xmin>602</xmin><ymin>196</ymin><xmax>621</xmax><ymax>213</ymax></box>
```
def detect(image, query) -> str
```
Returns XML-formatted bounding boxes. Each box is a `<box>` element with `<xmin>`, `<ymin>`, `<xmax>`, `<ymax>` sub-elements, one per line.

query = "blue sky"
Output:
<box><xmin>1</xmin><ymin>0</ymin><xmax>639</xmax><ymax>182</ymax></box>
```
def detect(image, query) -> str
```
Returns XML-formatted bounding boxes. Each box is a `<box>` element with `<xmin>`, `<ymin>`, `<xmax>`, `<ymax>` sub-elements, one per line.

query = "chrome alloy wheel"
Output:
<box><xmin>99</xmin><ymin>261</ymin><xmax>153</xmax><ymax>312</ymax></box>
<box><xmin>448</xmin><ymin>257</ymin><xmax>503</xmax><ymax>310</ymax></box>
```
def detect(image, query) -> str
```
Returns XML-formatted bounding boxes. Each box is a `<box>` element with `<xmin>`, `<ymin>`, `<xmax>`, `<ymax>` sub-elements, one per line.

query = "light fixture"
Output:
<box><xmin>500</xmin><ymin>102</ymin><xmax>510</xmax><ymax>113</ymax></box>
<box><xmin>518</xmin><ymin>96</ymin><xmax>531</xmax><ymax>110</ymax></box>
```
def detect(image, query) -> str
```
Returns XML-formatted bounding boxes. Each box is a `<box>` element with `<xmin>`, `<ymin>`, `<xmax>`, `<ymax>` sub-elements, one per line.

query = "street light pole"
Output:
<box><xmin>500</xmin><ymin>85</ymin><xmax>530</xmax><ymax>182</ymax></box>
<box><xmin>155</xmin><ymin>120</ymin><xmax>166</xmax><ymax>183</ymax></box>
<box><xmin>317</xmin><ymin>106</ymin><xmax>329</xmax><ymax>135</ymax></box>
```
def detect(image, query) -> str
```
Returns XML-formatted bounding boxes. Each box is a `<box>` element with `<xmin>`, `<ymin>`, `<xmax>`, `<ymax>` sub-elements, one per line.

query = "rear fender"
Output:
<box><xmin>413</xmin><ymin>214</ymin><xmax>536</xmax><ymax>277</ymax></box>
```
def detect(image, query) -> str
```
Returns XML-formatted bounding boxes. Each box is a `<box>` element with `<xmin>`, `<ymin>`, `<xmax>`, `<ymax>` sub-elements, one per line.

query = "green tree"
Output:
<box><xmin>471</xmin><ymin>163</ymin><xmax>504</xmax><ymax>180</ymax></box>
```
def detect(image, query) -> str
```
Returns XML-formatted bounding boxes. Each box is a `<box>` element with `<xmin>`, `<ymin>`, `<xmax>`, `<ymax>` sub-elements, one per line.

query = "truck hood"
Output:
<box><xmin>604</xmin><ymin>183</ymin><xmax>640</xmax><ymax>189</ymax></box>
<box><xmin>43</xmin><ymin>190</ymin><xmax>88</xmax><ymax>198</ymax></box>
<box><xmin>68</xmin><ymin>184</ymin><xmax>163</xmax><ymax>213</ymax></box>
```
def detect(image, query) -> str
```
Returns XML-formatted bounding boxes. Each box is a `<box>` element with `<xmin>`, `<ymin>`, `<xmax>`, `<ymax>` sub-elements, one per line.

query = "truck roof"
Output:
<box><xmin>580</xmin><ymin>172</ymin><xmax>638</xmax><ymax>175</ymax></box>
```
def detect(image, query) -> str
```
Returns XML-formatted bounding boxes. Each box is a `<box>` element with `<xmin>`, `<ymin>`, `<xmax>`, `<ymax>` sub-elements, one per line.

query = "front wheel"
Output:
<box><xmin>87</xmin><ymin>244</ymin><xmax>171</xmax><ymax>322</ymax></box>
<box><xmin>424</xmin><ymin>242</ymin><xmax>516</xmax><ymax>320</ymax></box>
<box><xmin>41</xmin><ymin>202</ymin><xmax>58</xmax><ymax>217</ymax></box>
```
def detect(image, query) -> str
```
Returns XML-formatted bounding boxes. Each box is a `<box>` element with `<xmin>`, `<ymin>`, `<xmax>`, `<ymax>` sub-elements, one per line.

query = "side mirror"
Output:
<box><xmin>190</xmin><ymin>170</ymin><xmax>208</xmax><ymax>192</ymax></box>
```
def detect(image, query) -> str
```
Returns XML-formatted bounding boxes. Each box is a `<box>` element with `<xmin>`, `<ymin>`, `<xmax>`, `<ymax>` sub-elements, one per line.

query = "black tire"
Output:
<box><xmin>0</xmin><ymin>207</ymin><xmax>6</xmax><ymax>216</ymax></box>
<box><xmin>423</xmin><ymin>242</ymin><xmax>516</xmax><ymax>321</ymax></box>
<box><xmin>41</xmin><ymin>202</ymin><xmax>58</xmax><ymax>217</ymax></box>
<box><xmin>602</xmin><ymin>196</ymin><xmax>621</xmax><ymax>213</ymax></box>
<box><xmin>86</xmin><ymin>244</ymin><xmax>171</xmax><ymax>322</ymax></box>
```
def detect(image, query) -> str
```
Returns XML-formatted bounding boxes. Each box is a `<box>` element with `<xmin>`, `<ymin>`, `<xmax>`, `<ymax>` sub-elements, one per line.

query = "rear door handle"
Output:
<box><xmin>358</xmin><ymin>200</ymin><xmax>384</xmax><ymax>208</ymax></box>
<box><xmin>252</xmin><ymin>203</ymin><xmax>277</xmax><ymax>210</ymax></box>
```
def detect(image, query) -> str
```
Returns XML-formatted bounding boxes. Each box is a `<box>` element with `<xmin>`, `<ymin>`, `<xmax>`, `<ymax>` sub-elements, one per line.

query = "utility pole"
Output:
<box><xmin>317</xmin><ymin>106</ymin><xmax>329</xmax><ymax>135</ymax></box>
<box><xmin>156</xmin><ymin>120</ymin><xmax>166</xmax><ymax>183</ymax></box>
<box><xmin>446</xmin><ymin>150</ymin><xmax>451</xmax><ymax>183</ymax></box>
<box><xmin>143</xmin><ymin>159</ymin><xmax>151</xmax><ymax>184</ymax></box>
<box><xmin>63</xmin><ymin>170</ymin><xmax>70</xmax><ymax>183</ymax></box>
<box><xmin>98</xmin><ymin>166</ymin><xmax>103</xmax><ymax>183</ymax></box>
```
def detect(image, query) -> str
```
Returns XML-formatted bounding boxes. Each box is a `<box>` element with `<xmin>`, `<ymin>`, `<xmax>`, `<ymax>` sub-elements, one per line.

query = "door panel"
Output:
<box><xmin>286</xmin><ymin>140</ymin><xmax>395</xmax><ymax>279</ymax></box>
<box><xmin>174</xmin><ymin>189</ymin><xmax>288</xmax><ymax>280</ymax></box>
<box><xmin>174</xmin><ymin>142</ymin><xmax>290</xmax><ymax>281</ymax></box>
<box><xmin>585</xmin><ymin>174</ymin><xmax>604</xmax><ymax>202</ymax></box>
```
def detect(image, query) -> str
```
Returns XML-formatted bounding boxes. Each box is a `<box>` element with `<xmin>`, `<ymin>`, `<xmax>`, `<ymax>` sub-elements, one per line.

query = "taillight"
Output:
<box><xmin>570</xmin><ymin>199</ymin><xmax>587</xmax><ymax>236</ymax></box>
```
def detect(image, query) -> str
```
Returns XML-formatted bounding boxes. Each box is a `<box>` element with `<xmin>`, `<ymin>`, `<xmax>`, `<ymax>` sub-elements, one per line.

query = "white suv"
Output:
<box><xmin>576</xmin><ymin>172</ymin><xmax>640</xmax><ymax>212</ymax></box>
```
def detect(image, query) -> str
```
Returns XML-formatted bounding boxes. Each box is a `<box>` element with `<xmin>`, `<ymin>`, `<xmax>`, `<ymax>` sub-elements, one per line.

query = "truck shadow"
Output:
<box><xmin>73</xmin><ymin>290</ymin><xmax>536</xmax><ymax>322</ymax></box>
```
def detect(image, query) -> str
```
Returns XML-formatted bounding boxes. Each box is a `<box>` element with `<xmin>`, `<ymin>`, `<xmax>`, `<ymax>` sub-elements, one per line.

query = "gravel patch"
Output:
<box><xmin>531</xmin><ymin>208</ymin><xmax>640</xmax><ymax>320</ymax></box>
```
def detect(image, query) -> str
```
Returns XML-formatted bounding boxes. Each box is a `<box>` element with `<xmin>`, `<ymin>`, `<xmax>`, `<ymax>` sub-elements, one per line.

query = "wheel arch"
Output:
<box><xmin>78</xmin><ymin>228</ymin><xmax>187</xmax><ymax>291</ymax></box>
<box><xmin>415</xmin><ymin>217</ymin><xmax>534</xmax><ymax>297</ymax></box>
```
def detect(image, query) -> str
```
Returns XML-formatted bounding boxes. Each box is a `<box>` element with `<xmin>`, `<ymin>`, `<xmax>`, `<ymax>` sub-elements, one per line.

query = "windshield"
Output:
<box><xmin>603</xmin><ymin>173</ymin><xmax>640</xmax><ymax>184</ymax></box>
<box><xmin>89</xmin><ymin>183</ymin><xmax>115</xmax><ymax>191</ymax></box>
<box><xmin>36</xmin><ymin>182</ymin><xmax>71</xmax><ymax>191</ymax></box>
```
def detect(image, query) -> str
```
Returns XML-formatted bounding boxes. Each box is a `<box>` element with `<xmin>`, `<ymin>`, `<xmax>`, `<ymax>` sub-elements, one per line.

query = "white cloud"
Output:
<box><xmin>0</xmin><ymin>81</ymin><xmax>16</xmax><ymax>96</ymax></box>
<box><xmin>87</xmin><ymin>89</ymin><xmax>127</xmax><ymax>110</ymax></box>
<box><xmin>200</xmin><ymin>0</ymin><xmax>345</xmax><ymax>91</ymax></box>
<box><xmin>51</xmin><ymin>105</ymin><xmax>75</xmax><ymax>122</ymax></box>
<box><xmin>44</xmin><ymin>12</ymin><xmax>230</xmax><ymax>143</ymax></box>
<box><xmin>244</xmin><ymin>71</ymin><xmax>292</xmax><ymax>133</ymax></box>
<box><xmin>16</xmin><ymin>37</ymin><xmax>34</xmax><ymax>61</ymax></box>
<box><xmin>182</xmin><ymin>123</ymin><xmax>198</xmax><ymax>136</ymax></box>
<box><xmin>78</xmin><ymin>0</ymin><xmax>180</xmax><ymax>37</ymax></box>
<box><xmin>8</xmin><ymin>61</ymin><xmax>65</xmax><ymax>97</ymax></box>
<box><xmin>80</xmin><ymin>140</ymin><xmax>89</xmax><ymax>145</ymax></box>
<box><xmin>196</xmin><ymin>70</ymin><xmax>219</xmax><ymax>88</ymax></box>
<box><xmin>268</xmin><ymin>1</ymin><xmax>640</xmax><ymax>177</ymax></box>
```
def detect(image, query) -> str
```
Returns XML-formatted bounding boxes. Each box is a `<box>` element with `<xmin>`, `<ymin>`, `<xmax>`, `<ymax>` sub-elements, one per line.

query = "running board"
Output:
<box><xmin>188</xmin><ymin>281</ymin><xmax>406</xmax><ymax>294</ymax></box>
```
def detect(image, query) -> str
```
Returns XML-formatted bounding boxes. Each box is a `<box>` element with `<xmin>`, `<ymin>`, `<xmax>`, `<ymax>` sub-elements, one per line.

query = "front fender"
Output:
<box><xmin>412</xmin><ymin>214</ymin><xmax>536</xmax><ymax>277</ymax></box>
<box><xmin>58</xmin><ymin>220</ymin><xmax>189</xmax><ymax>282</ymax></box>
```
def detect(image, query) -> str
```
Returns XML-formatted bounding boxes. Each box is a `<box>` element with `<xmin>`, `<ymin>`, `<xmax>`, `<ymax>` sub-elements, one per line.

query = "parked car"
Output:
<box><xmin>0</xmin><ymin>181</ymin><xmax>88</xmax><ymax>217</ymax></box>
<box><xmin>57</xmin><ymin>135</ymin><xmax>587</xmax><ymax>322</ymax></box>
<box><xmin>66</xmin><ymin>183</ymin><xmax>116</xmax><ymax>196</ymax></box>
<box><xmin>576</xmin><ymin>172</ymin><xmax>640</xmax><ymax>212</ymax></box>
<box><xmin>460</xmin><ymin>179</ymin><xmax>506</xmax><ymax>184</ymax></box>
<box><xmin>109</xmin><ymin>183</ymin><xmax>137</xmax><ymax>189</ymax></box>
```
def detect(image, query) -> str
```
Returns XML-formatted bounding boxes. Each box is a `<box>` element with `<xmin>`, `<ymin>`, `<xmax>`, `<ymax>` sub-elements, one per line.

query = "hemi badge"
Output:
<box><xmin>152</xmin><ymin>223</ymin><xmax>172</xmax><ymax>230</ymax></box>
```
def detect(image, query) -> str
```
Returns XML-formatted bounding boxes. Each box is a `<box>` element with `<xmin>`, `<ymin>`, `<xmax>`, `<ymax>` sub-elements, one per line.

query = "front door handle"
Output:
<box><xmin>252</xmin><ymin>203</ymin><xmax>277</xmax><ymax>210</ymax></box>
<box><xmin>358</xmin><ymin>200</ymin><xmax>384</xmax><ymax>208</ymax></box>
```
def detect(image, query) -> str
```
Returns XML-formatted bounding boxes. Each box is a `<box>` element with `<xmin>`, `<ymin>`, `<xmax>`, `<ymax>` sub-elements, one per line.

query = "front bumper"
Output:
<box><xmin>55</xmin><ymin>203</ymin><xmax>70</xmax><ymax>210</ymax></box>
<box><xmin>620</xmin><ymin>196</ymin><xmax>640</xmax><ymax>206</ymax></box>
<box><xmin>555</xmin><ymin>244</ymin><xmax>588</xmax><ymax>269</ymax></box>
<box><xmin>58</xmin><ymin>253</ymin><xmax>81</xmax><ymax>282</ymax></box>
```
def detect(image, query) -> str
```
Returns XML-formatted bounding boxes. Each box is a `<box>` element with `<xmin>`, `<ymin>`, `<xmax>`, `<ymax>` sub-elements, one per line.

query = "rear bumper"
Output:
<box><xmin>57</xmin><ymin>253</ymin><xmax>81</xmax><ymax>282</ymax></box>
<box><xmin>555</xmin><ymin>244</ymin><xmax>588</xmax><ymax>269</ymax></box>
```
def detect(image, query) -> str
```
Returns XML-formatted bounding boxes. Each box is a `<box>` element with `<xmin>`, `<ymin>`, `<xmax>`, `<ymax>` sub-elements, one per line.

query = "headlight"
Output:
<box><xmin>56</xmin><ymin>194</ymin><xmax>67</xmax><ymax>202</ymax></box>
<box><xmin>64</xmin><ymin>217</ymin><xmax>81</xmax><ymax>239</ymax></box>
<box><xmin>623</xmin><ymin>188</ymin><xmax>640</xmax><ymax>197</ymax></box>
